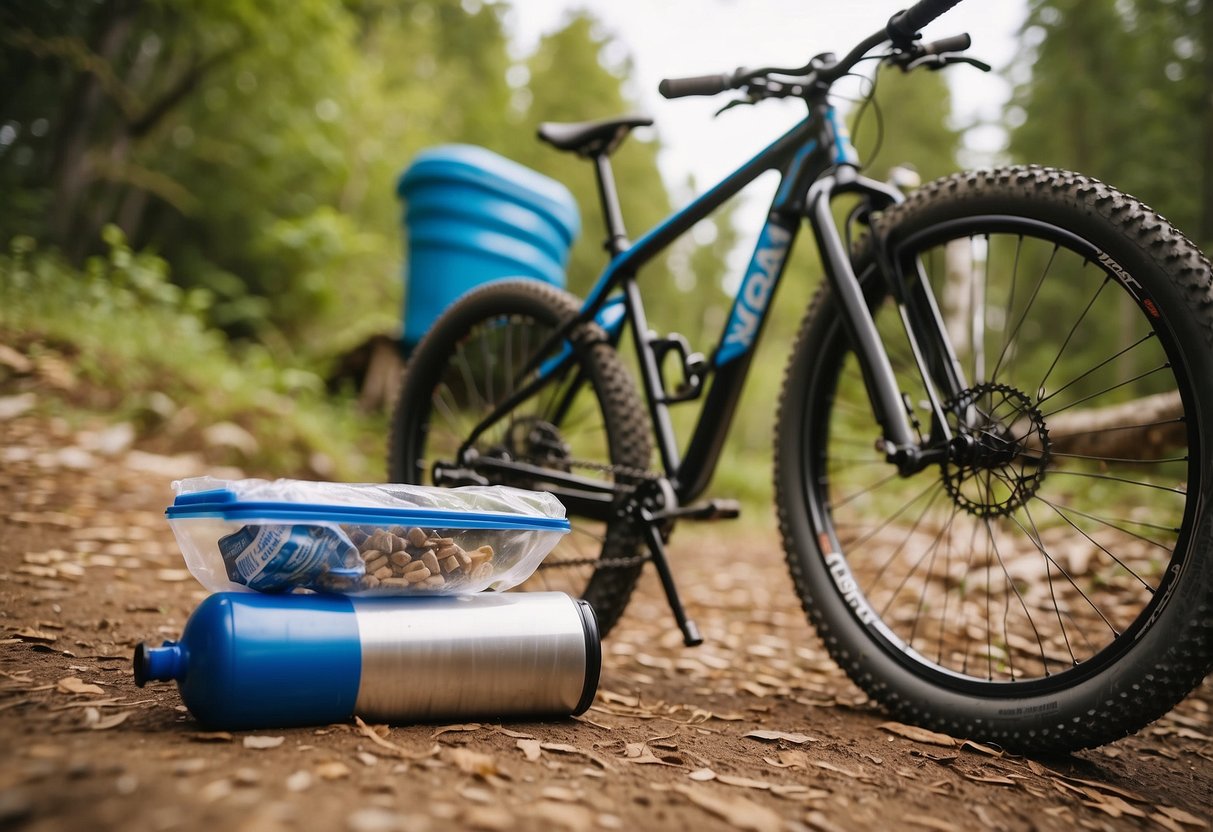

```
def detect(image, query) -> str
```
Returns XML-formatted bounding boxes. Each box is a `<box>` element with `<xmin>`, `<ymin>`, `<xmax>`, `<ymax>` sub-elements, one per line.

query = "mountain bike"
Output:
<box><xmin>389</xmin><ymin>0</ymin><xmax>1213</xmax><ymax>752</ymax></box>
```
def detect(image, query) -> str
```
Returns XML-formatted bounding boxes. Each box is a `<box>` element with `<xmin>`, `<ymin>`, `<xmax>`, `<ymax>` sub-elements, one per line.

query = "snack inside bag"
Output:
<box><xmin>167</xmin><ymin>478</ymin><xmax>569</xmax><ymax>596</ymax></box>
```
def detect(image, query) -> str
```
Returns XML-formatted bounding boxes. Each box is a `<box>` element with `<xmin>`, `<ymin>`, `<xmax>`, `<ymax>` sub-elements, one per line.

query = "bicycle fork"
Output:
<box><xmin>809</xmin><ymin>173</ymin><xmax>968</xmax><ymax>473</ymax></box>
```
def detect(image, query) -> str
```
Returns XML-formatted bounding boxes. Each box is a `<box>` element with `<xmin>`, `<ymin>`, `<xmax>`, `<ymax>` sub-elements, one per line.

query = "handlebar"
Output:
<box><xmin>659</xmin><ymin>74</ymin><xmax>735</xmax><ymax>100</ymax></box>
<box><xmin>658</xmin><ymin>1</ymin><xmax>970</xmax><ymax>101</ymax></box>
<box><xmin>887</xmin><ymin>0</ymin><xmax>965</xmax><ymax>46</ymax></box>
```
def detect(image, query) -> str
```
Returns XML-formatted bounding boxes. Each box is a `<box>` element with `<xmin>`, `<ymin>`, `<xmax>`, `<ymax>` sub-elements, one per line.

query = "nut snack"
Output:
<box><xmin>166</xmin><ymin>477</ymin><xmax>568</xmax><ymax>596</ymax></box>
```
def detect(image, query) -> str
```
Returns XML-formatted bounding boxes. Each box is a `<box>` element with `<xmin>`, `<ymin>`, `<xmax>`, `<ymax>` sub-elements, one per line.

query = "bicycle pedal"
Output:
<box><xmin>685</xmin><ymin>498</ymin><xmax>742</xmax><ymax>521</ymax></box>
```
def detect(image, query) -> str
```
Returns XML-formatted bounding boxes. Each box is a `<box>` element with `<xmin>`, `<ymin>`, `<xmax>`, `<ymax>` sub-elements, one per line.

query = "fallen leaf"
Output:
<box><xmin>763</xmin><ymin>750</ymin><xmax>809</xmax><ymax>770</ymax></box>
<box><xmin>243</xmin><ymin>735</ymin><xmax>285</xmax><ymax>750</ymax></box>
<box><xmin>57</xmin><ymin>677</ymin><xmax>104</xmax><ymax>695</ymax></box>
<box><xmin>903</xmin><ymin>814</ymin><xmax>963</xmax><ymax>832</ymax></box>
<box><xmin>432</xmin><ymin>723</ymin><xmax>482</xmax><ymax>738</ymax></box>
<box><xmin>963</xmin><ymin>773</ymin><xmax>1016</xmax><ymax>786</ymax></box>
<box><xmin>1054</xmin><ymin>774</ymin><xmax>1148</xmax><ymax>805</ymax></box>
<box><xmin>353</xmin><ymin>716</ymin><xmax>440</xmax><ymax>761</ymax></box>
<box><xmin>673</xmin><ymin>784</ymin><xmax>782</xmax><ymax>832</ymax></box>
<box><xmin>188</xmin><ymin>732</ymin><xmax>233</xmax><ymax>743</ymax></box>
<box><xmin>13</xmin><ymin>628</ymin><xmax>57</xmax><ymax>643</ymax></box>
<box><xmin>743</xmin><ymin>730</ymin><xmax>818</xmax><ymax>745</ymax></box>
<box><xmin>959</xmin><ymin>740</ymin><xmax>1002</xmax><ymax>757</ymax></box>
<box><xmin>538</xmin><ymin>743</ymin><xmax>612</xmax><ymax>771</ymax></box>
<box><xmin>598</xmin><ymin>689</ymin><xmax>640</xmax><ymax>706</ymax></box>
<box><xmin>688</xmin><ymin>768</ymin><xmax>717</xmax><ymax>781</ymax></box>
<box><xmin>529</xmin><ymin>800</ymin><xmax>593</xmax><ymax>832</ymax></box>
<box><xmin>540</xmin><ymin>786</ymin><xmax>581</xmax><ymax>803</ymax></box>
<box><xmin>156</xmin><ymin>569</ymin><xmax>193</xmax><ymax>582</ymax></box>
<box><xmin>314</xmin><ymin>761</ymin><xmax>351</xmax><ymax>780</ymax></box>
<box><xmin>444</xmin><ymin>747</ymin><xmax>498</xmax><ymax>777</ymax></box>
<box><xmin>622</xmin><ymin>743</ymin><xmax>681</xmax><ymax>767</ymax></box>
<box><xmin>716</xmin><ymin>774</ymin><xmax>782</xmax><ymax>791</ymax></box>
<box><xmin>463</xmin><ymin>805</ymin><xmax>515</xmax><ymax>831</ymax></box>
<box><xmin>516</xmin><ymin>739</ymin><xmax>542</xmax><ymax>762</ymax></box>
<box><xmin>1157</xmin><ymin>806</ymin><xmax>1209</xmax><ymax>829</ymax></box>
<box><xmin>1153</xmin><ymin>814</ymin><xmax>1189</xmax><ymax>832</ymax></box>
<box><xmin>90</xmin><ymin>711</ymin><xmax>130</xmax><ymax>730</ymax></box>
<box><xmin>812</xmin><ymin>760</ymin><xmax>870</xmax><ymax>781</ymax></box>
<box><xmin>285</xmin><ymin>771</ymin><xmax>313</xmax><ymax>792</ymax></box>
<box><xmin>878</xmin><ymin>722</ymin><xmax>957</xmax><ymax>747</ymax></box>
<box><xmin>495</xmin><ymin>727</ymin><xmax>535</xmax><ymax>740</ymax></box>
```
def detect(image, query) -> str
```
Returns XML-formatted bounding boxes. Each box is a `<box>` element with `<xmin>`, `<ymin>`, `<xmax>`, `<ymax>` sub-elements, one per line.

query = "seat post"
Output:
<box><xmin>593</xmin><ymin>153</ymin><xmax>629</xmax><ymax>257</ymax></box>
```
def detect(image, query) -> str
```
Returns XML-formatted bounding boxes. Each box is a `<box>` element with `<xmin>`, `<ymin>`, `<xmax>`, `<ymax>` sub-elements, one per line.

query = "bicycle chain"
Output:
<box><xmin>533</xmin><ymin>456</ymin><xmax>660</xmax><ymax>572</ymax></box>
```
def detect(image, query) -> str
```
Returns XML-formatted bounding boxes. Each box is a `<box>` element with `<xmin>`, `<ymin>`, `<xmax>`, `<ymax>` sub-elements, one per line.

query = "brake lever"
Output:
<box><xmin>904</xmin><ymin>53</ymin><xmax>991</xmax><ymax>73</ymax></box>
<box><xmin>714</xmin><ymin>97</ymin><xmax>753</xmax><ymax>117</ymax></box>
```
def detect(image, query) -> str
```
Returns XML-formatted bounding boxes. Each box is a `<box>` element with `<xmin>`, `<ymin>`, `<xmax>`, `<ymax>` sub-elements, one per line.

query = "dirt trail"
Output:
<box><xmin>1</xmin><ymin>405</ymin><xmax>1211</xmax><ymax>832</ymax></box>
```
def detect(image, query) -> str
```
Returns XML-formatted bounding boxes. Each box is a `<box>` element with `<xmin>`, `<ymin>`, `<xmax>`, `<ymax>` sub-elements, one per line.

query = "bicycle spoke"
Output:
<box><xmin>1035</xmin><ymin>270</ymin><xmax>1107</xmax><ymax>398</ymax></box>
<box><xmin>1041</xmin><ymin>363</ymin><xmax>1170</xmax><ymax>419</ymax></box>
<box><xmin>1034</xmin><ymin>333</ymin><xmax>1156</xmax><ymax>408</ymax></box>
<box><xmin>1031</xmin><ymin>495</ymin><xmax>1158</xmax><ymax>591</ymax></box>
<box><xmin>1047</xmin><ymin>469</ymin><xmax>1186</xmax><ymax>495</ymax></box>
<box><xmin>991</xmin><ymin>242</ymin><xmax>1057</xmax><ymax>383</ymax></box>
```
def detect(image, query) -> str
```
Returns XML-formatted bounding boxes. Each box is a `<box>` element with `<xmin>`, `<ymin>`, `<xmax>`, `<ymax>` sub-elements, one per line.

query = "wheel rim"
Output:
<box><xmin>402</xmin><ymin>310</ymin><xmax>628</xmax><ymax>597</ymax></box>
<box><xmin>803</xmin><ymin>217</ymin><xmax>1199</xmax><ymax>693</ymax></box>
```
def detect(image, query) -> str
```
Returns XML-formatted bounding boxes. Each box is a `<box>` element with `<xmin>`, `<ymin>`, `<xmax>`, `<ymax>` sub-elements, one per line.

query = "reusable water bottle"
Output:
<box><xmin>134</xmin><ymin>591</ymin><xmax>599</xmax><ymax>730</ymax></box>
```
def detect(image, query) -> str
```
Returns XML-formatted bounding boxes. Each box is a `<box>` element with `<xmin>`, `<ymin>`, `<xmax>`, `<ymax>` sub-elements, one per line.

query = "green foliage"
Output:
<box><xmin>0</xmin><ymin>234</ymin><xmax>386</xmax><ymax>479</ymax></box>
<box><xmin>1009</xmin><ymin>0</ymin><xmax>1213</xmax><ymax>247</ymax></box>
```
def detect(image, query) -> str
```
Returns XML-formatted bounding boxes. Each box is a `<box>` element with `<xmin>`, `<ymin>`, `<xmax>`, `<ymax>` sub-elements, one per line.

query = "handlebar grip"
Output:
<box><xmin>658</xmin><ymin>74</ymin><xmax>733</xmax><ymax>99</ymax></box>
<box><xmin>887</xmin><ymin>0</ymin><xmax>965</xmax><ymax>43</ymax></box>
<box><xmin>921</xmin><ymin>32</ymin><xmax>971</xmax><ymax>55</ymax></box>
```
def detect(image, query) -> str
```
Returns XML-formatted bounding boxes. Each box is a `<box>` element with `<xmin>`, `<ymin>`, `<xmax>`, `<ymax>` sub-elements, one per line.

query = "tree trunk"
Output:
<box><xmin>1040</xmin><ymin>390</ymin><xmax>1185</xmax><ymax>460</ymax></box>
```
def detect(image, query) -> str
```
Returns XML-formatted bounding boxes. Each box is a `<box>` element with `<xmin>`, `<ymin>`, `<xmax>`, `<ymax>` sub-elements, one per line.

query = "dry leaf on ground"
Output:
<box><xmin>1156</xmin><ymin>806</ymin><xmax>1209</xmax><ymax>829</ymax></box>
<box><xmin>432</xmin><ymin>723</ymin><xmax>482</xmax><ymax>738</ymax></box>
<box><xmin>444</xmin><ymin>747</ymin><xmax>498</xmax><ymax>777</ymax></box>
<box><xmin>672</xmin><ymin>784</ymin><xmax>782</xmax><ymax>832</ymax></box>
<box><xmin>516</xmin><ymin>739</ymin><xmax>542</xmax><ymax>762</ymax></box>
<box><xmin>57</xmin><ymin>677</ymin><xmax>104</xmax><ymax>695</ymax></box>
<box><xmin>90</xmin><ymin>711</ymin><xmax>130</xmax><ymax>730</ymax></box>
<box><xmin>878</xmin><ymin>722</ymin><xmax>957</xmax><ymax>747</ymax></box>
<box><xmin>314</xmin><ymin>761</ymin><xmax>351</xmax><ymax>780</ymax></box>
<box><xmin>529</xmin><ymin>801</ymin><xmax>594</xmax><ymax>832</ymax></box>
<box><xmin>188</xmin><ymin>732</ymin><xmax>233</xmax><ymax>743</ymax></box>
<box><xmin>744</xmin><ymin>730</ymin><xmax>818</xmax><ymax>744</ymax></box>
<box><xmin>353</xmin><ymin>716</ymin><xmax>440</xmax><ymax>761</ymax></box>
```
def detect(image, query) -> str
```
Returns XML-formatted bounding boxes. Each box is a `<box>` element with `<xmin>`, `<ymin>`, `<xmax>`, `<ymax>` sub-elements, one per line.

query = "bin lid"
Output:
<box><xmin>397</xmin><ymin>145</ymin><xmax>580</xmax><ymax>242</ymax></box>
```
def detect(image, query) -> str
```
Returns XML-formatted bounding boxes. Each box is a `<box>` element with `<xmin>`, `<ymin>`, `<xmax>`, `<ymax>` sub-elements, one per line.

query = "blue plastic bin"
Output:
<box><xmin>397</xmin><ymin>145</ymin><xmax>580</xmax><ymax>350</ymax></box>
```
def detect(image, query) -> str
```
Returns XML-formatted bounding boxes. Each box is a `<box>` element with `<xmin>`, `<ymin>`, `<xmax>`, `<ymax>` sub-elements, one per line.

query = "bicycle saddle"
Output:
<box><xmin>537</xmin><ymin>114</ymin><xmax>654</xmax><ymax>158</ymax></box>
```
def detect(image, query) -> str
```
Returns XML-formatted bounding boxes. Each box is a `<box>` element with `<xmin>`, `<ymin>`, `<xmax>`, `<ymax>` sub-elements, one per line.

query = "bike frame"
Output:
<box><xmin>455</xmin><ymin>95</ymin><xmax>966</xmax><ymax>516</ymax></box>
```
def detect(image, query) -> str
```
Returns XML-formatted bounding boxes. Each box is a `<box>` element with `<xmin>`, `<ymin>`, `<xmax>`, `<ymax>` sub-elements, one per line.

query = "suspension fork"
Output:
<box><xmin>808</xmin><ymin>175</ymin><xmax>967</xmax><ymax>473</ymax></box>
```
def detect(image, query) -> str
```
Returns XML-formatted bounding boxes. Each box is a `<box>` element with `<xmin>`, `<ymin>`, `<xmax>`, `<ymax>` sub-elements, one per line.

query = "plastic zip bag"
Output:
<box><xmin>167</xmin><ymin>477</ymin><xmax>569</xmax><ymax>596</ymax></box>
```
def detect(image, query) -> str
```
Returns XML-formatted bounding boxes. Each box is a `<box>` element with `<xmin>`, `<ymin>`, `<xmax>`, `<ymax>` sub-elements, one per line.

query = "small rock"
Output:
<box><xmin>0</xmin><ymin>393</ymin><xmax>36</xmax><ymax>421</ymax></box>
<box><xmin>243</xmin><ymin>735</ymin><xmax>285</xmax><ymax>750</ymax></box>
<box><xmin>202</xmin><ymin>421</ymin><xmax>260</xmax><ymax>456</ymax></box>
<box><xmin>78</xmin><ymin>423</ymin><xmax>135</xmax><ymax>456</ymax></box>
<box><xmin>0</xmin><ymin>344</ymin><xmax>32</xmax><ymax>374</ymax></box>
<box><xmin>285</xmin><ymin>771</ymin><xmax>313</xmax><ymax>793</ymax></box>
<box><xmin>346</xmin><ymin>807</ymin><xmax>405</xmax><ymax>832</ymax></box>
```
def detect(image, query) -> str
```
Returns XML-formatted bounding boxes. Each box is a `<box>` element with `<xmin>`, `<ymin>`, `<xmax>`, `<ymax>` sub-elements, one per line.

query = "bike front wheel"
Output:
<box><xmin>776</xmin><ymin>166</ymin><xmax>1213</xmax><ymax>752</ymax></box>
<box><xmin>389</xmin><ymin>279</ymin><xmax>651</xmax><ymax>635</ymax></box>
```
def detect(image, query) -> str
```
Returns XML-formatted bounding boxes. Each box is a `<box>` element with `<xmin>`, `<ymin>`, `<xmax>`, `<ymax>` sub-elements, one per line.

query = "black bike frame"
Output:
<box><xmin>577</xmin><ymin>102</ymin><xmax>926</xmax><ymax>503</ymax></box>
<box><xmin>455</xmin><ymin>96</ymin><xmax>961</xmax><ymax>513</ymax></box>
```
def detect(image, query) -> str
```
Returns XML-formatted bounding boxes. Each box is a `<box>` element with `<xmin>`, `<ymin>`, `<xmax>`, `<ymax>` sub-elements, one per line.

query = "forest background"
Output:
<box><xmin>1</xmin><ymin>0</ymin><xmax>1211</xmax><ymax>504</ymax></box>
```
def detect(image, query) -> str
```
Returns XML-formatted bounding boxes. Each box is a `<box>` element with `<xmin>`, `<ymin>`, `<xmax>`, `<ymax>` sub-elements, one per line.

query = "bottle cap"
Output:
<box><xmin>133</xmin><ymin>641</ymin><xmax>184</xmax><ymax>686</ymax></box>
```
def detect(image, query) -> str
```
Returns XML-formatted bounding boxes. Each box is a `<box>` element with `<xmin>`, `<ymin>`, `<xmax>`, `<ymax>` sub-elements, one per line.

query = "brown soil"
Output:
<box><xmin>1</xmin><ymin>404</ymin><xmax>1211</xmax><ymax>832</ymax></box>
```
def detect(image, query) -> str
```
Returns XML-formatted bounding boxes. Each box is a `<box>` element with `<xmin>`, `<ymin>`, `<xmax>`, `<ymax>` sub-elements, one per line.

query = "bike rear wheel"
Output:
<box><xmin>389</xmin><ymin>279</ymin><xmax>650</xmax><ymax>635</ymax></box>
<box><xmin>776</xmin><ymin>166</ymin><xmax>1213</xmax><ymax>751</ymax></box>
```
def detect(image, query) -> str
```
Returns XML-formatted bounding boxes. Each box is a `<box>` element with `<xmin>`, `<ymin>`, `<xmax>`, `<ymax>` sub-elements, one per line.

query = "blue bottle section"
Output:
<box><xmin>396</xmin><ymin>145</ymin><xmax>580</xmax><ymax>350</ymax></box>
<box><xmin>135</xmin><ymin>592</ymin><xmax>599</xmax><ymax>730</ymax></box>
